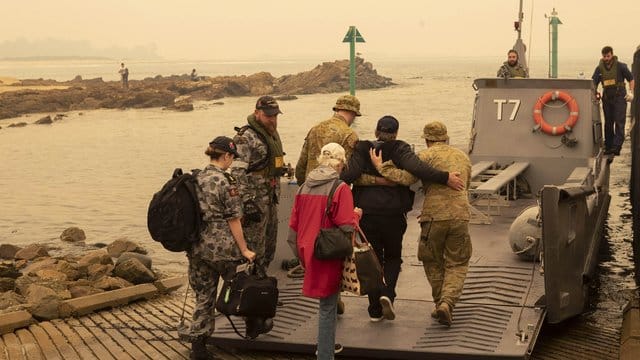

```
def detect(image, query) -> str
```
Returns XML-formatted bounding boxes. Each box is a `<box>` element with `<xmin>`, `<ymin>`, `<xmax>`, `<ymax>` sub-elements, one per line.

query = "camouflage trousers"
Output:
<box><xmin>244</xmin><ymin>200</ymin><xmax>278</xmax><ymax>273</ymax></box>
<box><xmin>186</xmin><ymin>254</ymin><xmax>238</xmax><ymax>340</ymax></box>
<box><xmin>417</xmin><ymin>220</ymin><xmax>472</xmax><ymax>309</ymax></box>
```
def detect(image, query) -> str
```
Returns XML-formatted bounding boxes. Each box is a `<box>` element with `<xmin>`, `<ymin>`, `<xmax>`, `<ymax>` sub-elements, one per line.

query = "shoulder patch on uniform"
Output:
<box><xmin>223</xmin><ymin>172</ymin><xmax>237</xmax><ymax>185</ymax></box>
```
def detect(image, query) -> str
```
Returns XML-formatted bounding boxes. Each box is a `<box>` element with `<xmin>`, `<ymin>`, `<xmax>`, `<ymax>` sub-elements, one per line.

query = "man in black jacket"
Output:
<box><xmin>341</xmin><ymin>115</ymin><xmax>462</xmax><ymax>322</ymax></box>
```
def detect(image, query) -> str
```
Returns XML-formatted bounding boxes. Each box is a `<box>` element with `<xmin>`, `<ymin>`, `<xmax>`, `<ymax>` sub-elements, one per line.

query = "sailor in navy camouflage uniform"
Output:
<box><xmin>187</xmin><ymin>136</ymin><xmax>256</xmax><ymax>360</ymax></box>
<box><xmin>231</xmin><ymin>96</ymin><xmax>285</xmax><ymax>275</ymax></box>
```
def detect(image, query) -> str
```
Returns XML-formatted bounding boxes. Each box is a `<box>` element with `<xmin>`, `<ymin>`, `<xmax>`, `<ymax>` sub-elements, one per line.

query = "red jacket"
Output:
<box><xmin>289</xmin><ymin>172</ymin><xmax>358</xmax><ymax>298</ymax></box>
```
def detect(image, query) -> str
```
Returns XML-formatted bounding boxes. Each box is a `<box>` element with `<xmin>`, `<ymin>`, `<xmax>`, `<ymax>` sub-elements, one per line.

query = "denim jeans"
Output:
<box><xmin>317</xmin><ymin>292</ymin><xmax>338</xmax><ymax>360</ymax></box>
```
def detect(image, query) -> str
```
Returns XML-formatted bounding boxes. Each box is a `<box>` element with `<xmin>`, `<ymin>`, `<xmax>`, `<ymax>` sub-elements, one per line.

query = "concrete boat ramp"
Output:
<box><xmin>0</xmin><ymin>189</ymin><xmax>623</xmax><ymax>359</ymax></box>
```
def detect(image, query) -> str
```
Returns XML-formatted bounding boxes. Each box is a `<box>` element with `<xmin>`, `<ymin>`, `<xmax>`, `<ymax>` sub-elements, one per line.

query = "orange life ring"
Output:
<box><xmin>532</xmin><ymin>90</ymin><xmax>579</xmax><ymax>135</ymax></box>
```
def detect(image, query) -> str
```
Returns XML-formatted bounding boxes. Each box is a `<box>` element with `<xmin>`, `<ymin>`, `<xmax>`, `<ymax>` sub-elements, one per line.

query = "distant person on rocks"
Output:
<box><xmin>592</xmin><ymin>46</ymin><xmax>635</xmax><ymax>156</ymax></box>
<box><xmin>341</xmin><ymin>115</ymin><xmax>464</xmax><ymax>323</ymax></box>
<box><xmin>372</xmin><ymin>121</ymin><xmax>472</xmax><ymax>327</ymax></box>
<box><xmin>497</xmin><ymin>49</ymin><xmax>529</xmax><ymax>78</ymax></box>
<box><xmin>188</xmin><ymin>136</ymin><xmax>258</xmax><ymax>359</ymax></box>
<box><xmin>119</xmin><ymin>62</ymin><xmax>129</xmax><ymax>89</ymax></box>
<box><xmin>191</xmin><ymin>68</ymin><xmax>199</xmax><ymax>81</ymax></box>
<box><xmin>230</xmin><ymin>96</ymin><xmax>285</xmax><ymax>277</ymax></box>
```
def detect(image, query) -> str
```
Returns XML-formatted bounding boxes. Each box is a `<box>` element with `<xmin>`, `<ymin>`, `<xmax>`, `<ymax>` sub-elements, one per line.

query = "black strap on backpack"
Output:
<box><xmin>234</xmin><ymin>125</ymin><xmax>271</xmax><ymax>173</ymax></box>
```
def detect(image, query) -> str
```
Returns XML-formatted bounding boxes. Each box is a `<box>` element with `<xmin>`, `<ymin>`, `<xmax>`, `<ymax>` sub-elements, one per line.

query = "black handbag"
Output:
<box><xmin>216</xmin><ymin>264</ymin><xmax>278</xmax><ymax>318</ymax></box>
<box><xmin>313</xmin><ymin>180</ymin><xmax>354</xmax><ymax>260</ymax></box>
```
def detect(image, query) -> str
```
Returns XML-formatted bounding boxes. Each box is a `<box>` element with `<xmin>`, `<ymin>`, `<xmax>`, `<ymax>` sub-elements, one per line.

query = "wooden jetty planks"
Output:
<box><xmin>26</xmin><ymin>324</ymin><xmax>61</xmax><ymax>360</ymax></box>
<box><xmin>86</xmin><ymin>312</ymin><xmax>150</xmax><ymax>360</ymax></box>
<box><xmin>0</xmin><ymin>335</ymin><xmax>8</xmax><ymax>360</ymax></box>
<box><xmin>14</xmin><ymin>329</ymin><xmax>42</xmax><ymax>360</ymax></box>
<box><xmin>37</xmin><ymin>322</ymin><xmax>81</xmax><ymax>360</ymax></box>
<box><xmin>49</xmin><ymin>319</ymin><xmax>95</xmax><ymax>360</ymax></box>
<box><xmin>64</xmin><ymin>317</ymin><xmax>114</xmax><ymax>360</ymax></box>
<box><xmin>95</xmin><ymin>311</ymin><xmax>162</xmax><ymax>359</ymax></box>
<box><xmin>1</xmin><ymin>333</ymin><xmax>23</xmax><ymax>360</ymax></box>
<box><xmin>127</xmin><ymin>302</ymin><xmax>190</xmax><ymax>357</ymax></box>
<box><xmin>109</xmin><ymin>306</ymin><xmax>184</xmax><ymax>359</ymax></box>
<box><xmin>76</xmin><ymin>315</ymin><xmax>133</xmax><ymax>359</ymax></box>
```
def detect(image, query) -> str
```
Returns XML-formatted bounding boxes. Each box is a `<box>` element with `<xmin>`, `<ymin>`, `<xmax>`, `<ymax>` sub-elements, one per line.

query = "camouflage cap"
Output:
<box><xmin>332</xmin><ymin>95</ymin><xmax>362</xmax><ymax>116</ymax></box>
<box><xmin>422</xmin><ymin>121</ymin><xmax>449</xmax><ymax>141</ymax></box>
<box><xmin>255</xmin><ymin>95</ymin><xmax>283</xmax><ymax>116</ymax></box>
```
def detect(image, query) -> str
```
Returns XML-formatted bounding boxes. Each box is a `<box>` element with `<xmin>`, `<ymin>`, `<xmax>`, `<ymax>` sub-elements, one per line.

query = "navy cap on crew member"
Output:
<box><xmin>209</xmin><ymin>136</ymin><xmax>240</xmax><ymax>158</ymax></box>
<box><xmin>255</xmin><ymin>96</ymin><xmax>283</xmax><ymax>116</ymax></box>
<box><xmin>376</xmin><ymin>115</ymin><xmax>399</xmax><ymax>133</ymax></box>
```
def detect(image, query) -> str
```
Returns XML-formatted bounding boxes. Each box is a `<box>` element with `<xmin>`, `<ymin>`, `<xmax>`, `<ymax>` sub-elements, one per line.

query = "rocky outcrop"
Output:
<box><xmin>0</xmin><ymin>57</ymin><xmax>394</xmax><ymax>120</ymax></box>
<box><xmin>60</xmin><ymin>227</ymin><xmax>86</xmax><ymax>242</ymax></box>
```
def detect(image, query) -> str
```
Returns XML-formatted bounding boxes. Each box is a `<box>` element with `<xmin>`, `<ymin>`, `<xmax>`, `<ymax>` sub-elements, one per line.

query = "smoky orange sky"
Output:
<box><xmin>2</xmin><ymin>0</ymin><xmax>639</xmax><ymax>62</ymax></box>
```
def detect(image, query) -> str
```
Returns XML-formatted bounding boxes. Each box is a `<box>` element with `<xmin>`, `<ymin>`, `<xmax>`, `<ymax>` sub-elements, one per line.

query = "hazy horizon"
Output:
<box><xmin>2</xmin><ymin>0</ymin><xmax>639</xmax><ymax>63</ymax></box>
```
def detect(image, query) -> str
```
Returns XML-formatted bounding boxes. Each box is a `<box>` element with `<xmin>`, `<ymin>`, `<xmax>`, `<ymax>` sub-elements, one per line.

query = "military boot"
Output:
<box><xmin>436</xmin><ymin>302</ymin><xmax>453</xmax><ymax>327</ymax></box>
<box><xmin>190</xmin><ymin>336</ymin><xmax>212</xmax><ymax>360</ymax></box>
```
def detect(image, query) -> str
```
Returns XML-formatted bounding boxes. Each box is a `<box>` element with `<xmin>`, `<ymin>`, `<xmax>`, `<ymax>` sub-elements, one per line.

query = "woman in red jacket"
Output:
<box><xmin>288</xmin><ymin>143</ymin><xmax>360</xmax><ymax>359</ymax></box>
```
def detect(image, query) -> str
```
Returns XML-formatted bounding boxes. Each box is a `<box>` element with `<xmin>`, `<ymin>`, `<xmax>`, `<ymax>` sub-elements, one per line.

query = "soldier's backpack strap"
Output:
<box><xmin>234</xmin><ymin>125</ymin><xmax>271</xmax><ymax>173</ymax></box>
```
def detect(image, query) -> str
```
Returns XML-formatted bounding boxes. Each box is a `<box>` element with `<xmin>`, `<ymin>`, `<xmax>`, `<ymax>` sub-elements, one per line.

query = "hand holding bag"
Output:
<box><xmin>341</xmin><ymin>226</ymin><xmax>385</xmax><ymax>296</ymax></box>
<box><xmin>313</xmin><ymin>180</ymin><xmax>354</xmax><ymax>260</ymax></box>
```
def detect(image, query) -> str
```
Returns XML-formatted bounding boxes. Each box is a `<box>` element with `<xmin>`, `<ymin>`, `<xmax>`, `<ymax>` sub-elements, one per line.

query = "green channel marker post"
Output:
<box><xmin>342</xmin><ymin>26</ymin><xmax>365</xmax><ymax>95</ymax></box>
<box><xmin>548</xmin><ymin>8</ymin><xmax>562</xmax><ymax>78</ymax></box>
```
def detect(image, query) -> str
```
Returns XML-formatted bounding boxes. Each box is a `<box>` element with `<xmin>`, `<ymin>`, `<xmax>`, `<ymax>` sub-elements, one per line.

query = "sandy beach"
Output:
<box><xmin>0</xmin><ymin>76</ymin><xmax>69</xmax><ymax>93</ymax></box>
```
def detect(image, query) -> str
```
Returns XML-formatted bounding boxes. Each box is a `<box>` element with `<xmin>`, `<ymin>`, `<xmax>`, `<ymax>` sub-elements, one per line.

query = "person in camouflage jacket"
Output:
<box><xmin>188</xmin><ymin>136</ymin><xmax>256</xmax><ymax>359</ymax></box>
<box><xmin>230</xmin><ymin>96</ymin><xmax>285</xmax><ymax>275</ymax></box>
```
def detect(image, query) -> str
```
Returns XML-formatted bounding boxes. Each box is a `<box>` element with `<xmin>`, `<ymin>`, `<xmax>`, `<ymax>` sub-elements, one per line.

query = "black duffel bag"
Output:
<box><xmin>216</xmin><ymin>264</ymin><xmax>278</xmax><ymax>318</ymax></box>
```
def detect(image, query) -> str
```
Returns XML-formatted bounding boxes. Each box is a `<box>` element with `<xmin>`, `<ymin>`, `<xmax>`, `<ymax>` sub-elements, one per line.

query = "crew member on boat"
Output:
<box><xmin>497</xmin><ymin>49</ymin><xmax>529</xmax><ymax>78</ymax></box>
<box><xmin>592</xmin><ymin>46</ymin><xmax>635</xmax><ymax>156</ymax></box>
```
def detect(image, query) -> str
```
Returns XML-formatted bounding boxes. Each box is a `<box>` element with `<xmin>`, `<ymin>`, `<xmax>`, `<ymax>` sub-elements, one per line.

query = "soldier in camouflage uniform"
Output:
<box><xmin>230</xmin><ymin>96</ymin><xmax>285</xmax><ymax>275</ymax></box>
<box><xmin>188</xmin><ymin>136</ymin><xmax>257</xmax><ymax>360</ymax></box>
<box><xmin>374</xmin><ymin>121</ymin><xmax>472</xmax><ymax>327</ymax></box>
<box><xmin>497</xmin><ymin>49</ymin><xmax>529</xmax><ymax>78</ymax></box>
<box><xmin>295</xmin><ymin>95</ymin><xmax>361</xmax><ymax>185</ymax></box>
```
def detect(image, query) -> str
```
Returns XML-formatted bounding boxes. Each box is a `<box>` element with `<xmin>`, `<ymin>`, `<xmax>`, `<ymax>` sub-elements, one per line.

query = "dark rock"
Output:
<box><xmin>86</xmin><ymin>263</ymin><xmax>114</xmax><ymax>281</ymax></box>
<box><xmin>26</xmin><ymin>284</ymin><xmax>61</xmax><ymax>320</ymax></box>
<box><xmin>35</xmin><ymin>269</ymin><xmax>68</xmax><ymax>282</ymax></box>
<box><xmin>77</xmin><ymin>249</ymin><xmax>113</xmax><ymax>269</ymax></box>
<box><xmin>55</xmin><ymin>260</ymin><xmax>81</xmax><ymax>281</ymax></box>
<box><xmin>0</xmin><ymin>261</ymin><xmax>21</xmax><ymax>279</ymax></box>
<box><xmin>116</xmin><ymin>252</ymin><xmax>152</xmax><ymax>270</ymax></box>
<box><xmin>275</xmin><ymin>94</ymin><xmax>298</xmax><ymax>101</ymax></box>
<box><xmin>0</xmin><ymin>291</ymin><xmax>25</xmax><ymax>311</ymax></box>
<box><xmin>93</xmin><ymin>276</ymin><xmax>133</xmax><ymax>291</ymax></box>
<box><xmin>68</xmin><ymin>285</ymin><xmax>103</xmax><ymax>298</ymax></box>
<box><xmin>60</xmin><ymin>227</ymin><xmax>86</xmax><ymax>242</ymax></box>
<box><xmin>53</xmin><ymin>114</ymin><xmax>66</xmax><ymax>121</ymax></box>
<box><xmin>106</xmin><ymin>238</ymin><xmax>147</xmax><ymax>258</ymax></box>
<box><xmin>14</xmin><ymin>244</ymin><xmax>49</xmax><ymax>261</ymax></box>
<box><xmin>0</xmin><ymin>277</ymin><xmax>16</xmax><ymax>292</ymax></box>
<box><xmin>34</xmin><ymin>115</ymin><xmax>53</xmax><ymax>124</ymax></box>
<box><xmin>0</xmin><ymin>244</ymin><xmax>22</xmax><ymax>259</ymax></box>
<box><xmin>8</xmin><ymin>122</ymin><xmax>27</xmax><ymax>128</ymax></box>
<box><xmin>22</xmin><ymin>257</ymin><xmax>57</xmax><ymax>275</ymax></box>
<box><xmin>113</xmin><ymin>258</ymin><xmax>156</xmax><ymax>284</ymax></box>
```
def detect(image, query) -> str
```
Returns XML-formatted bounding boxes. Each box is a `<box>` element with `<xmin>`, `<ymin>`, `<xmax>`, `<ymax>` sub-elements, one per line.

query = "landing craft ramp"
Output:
<box><xmin>207</xmin><ymin>182</ymin><xmax>546</xmax><ymax>359</ymax></box>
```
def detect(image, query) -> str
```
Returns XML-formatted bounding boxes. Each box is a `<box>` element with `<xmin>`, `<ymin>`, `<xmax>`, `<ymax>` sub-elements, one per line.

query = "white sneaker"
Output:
<box><xmin>369</xmin><ymin>315</ymin><xmax>384</xmax><ymax>322</ymax></box>
<box><xmin>380</xmin><ymin>296</ymin><xmax>396</xmax><ymax>320</ymax></box>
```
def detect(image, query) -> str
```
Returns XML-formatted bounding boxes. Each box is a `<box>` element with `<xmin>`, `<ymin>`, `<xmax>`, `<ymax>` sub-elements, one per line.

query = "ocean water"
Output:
<box><xmin>0</xmin><ymin>57</ymin><xmax>627</xmax><ymax>275</ymax></box>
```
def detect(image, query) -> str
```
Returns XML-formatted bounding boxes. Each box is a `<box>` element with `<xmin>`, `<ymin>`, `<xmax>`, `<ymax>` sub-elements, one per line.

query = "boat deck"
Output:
<box><xmin>207</xmin><ymin>186</ymin><xmax>547</xmax><ymax>359</ymax></box>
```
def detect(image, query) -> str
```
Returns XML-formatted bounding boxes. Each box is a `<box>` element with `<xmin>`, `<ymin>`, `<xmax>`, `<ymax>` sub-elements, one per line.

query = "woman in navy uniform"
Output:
<box><xmin>188</xmin><ymin>136</ymin><xmax>258</xmax><ymax>359</ymax></box>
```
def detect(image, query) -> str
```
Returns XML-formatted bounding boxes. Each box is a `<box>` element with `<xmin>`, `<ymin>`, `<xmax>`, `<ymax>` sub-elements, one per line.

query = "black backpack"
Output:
<box><xmin>147</xmin><ymin>168</ymin><xmax>202</xmax><ymax>252</ymax></box>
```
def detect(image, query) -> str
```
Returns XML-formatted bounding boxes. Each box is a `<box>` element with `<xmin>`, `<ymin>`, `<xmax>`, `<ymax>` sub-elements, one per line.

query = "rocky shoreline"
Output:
<box><xmin>0</xmin><ymin>227</ymin><xmax>178</xmax><ymax>328</ymax></box>
<box><xmin>0</xmin><ymin>57</ymin><xmax>394</xmax><ymax>121</ymax></box>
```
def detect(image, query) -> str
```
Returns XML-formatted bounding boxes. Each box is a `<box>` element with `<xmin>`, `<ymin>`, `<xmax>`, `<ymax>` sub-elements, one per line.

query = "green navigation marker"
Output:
<box><xmin>342</xmin><ymin>26</ymin><xmax>365</xmax><ymax>95</ymax></box>
<box><xmin>548</xmin><ymin>8</ymin><xmax>562</xmax><ymax>78</ymax></box>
